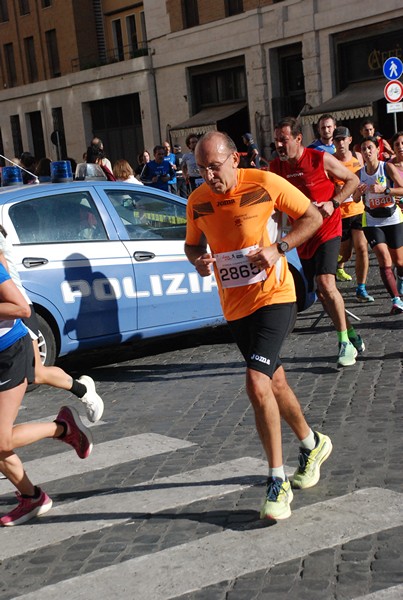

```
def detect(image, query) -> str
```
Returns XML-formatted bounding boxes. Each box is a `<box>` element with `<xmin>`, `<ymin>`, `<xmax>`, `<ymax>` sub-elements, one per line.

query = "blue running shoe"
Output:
<box><xmin>356</xmin><ymin>288</ymin><xmax>374</xmax><ymax>303</ymax></box>
<box><xmin>391</xmin><ymin>297</ymin><xmax>403</xmax><ymax>315</ymax></box>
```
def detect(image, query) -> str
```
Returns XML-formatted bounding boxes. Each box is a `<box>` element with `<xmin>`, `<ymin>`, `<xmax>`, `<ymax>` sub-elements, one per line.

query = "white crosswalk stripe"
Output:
<box><xmin>0</xmin><ymin>433</ymin><xmax>195</xmax><ymax>495</ymax></box>
<box><xmin>2</xmin><ymin>432</ymin><xmax>403</xmax><ymax>600</ymax></box>
<box><xmin>13</xmin><ymin>488</ymin><xmax>403</xmax><ymax>600</ymax></box>
<box><xmin>1</xmin><ymin>456</ymin><xmax>267</xmax><ymax>560</ymax></box>
<box><xmin>351</xmin><ymin>585</ymin><xmax>403</xmax><ymax>600</ymax></box>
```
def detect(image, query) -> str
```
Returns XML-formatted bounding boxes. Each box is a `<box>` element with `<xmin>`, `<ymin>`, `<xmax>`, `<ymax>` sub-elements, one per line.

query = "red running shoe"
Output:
<box><xmin>56</xmin><ymin>405</ymin><xmax>93</xmax><ymax>459</ymax></box>
<box><xmin>0</xmin><ymin>488</ymin><xmax>52</xmax><ymax>526</ymax></box>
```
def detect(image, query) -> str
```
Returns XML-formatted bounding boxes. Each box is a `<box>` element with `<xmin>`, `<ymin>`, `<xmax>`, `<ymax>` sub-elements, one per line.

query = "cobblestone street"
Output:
<box><xmin>1</xmin><ymin>258</ymin><xmax>402</xmax><ymax>600</ymax></box>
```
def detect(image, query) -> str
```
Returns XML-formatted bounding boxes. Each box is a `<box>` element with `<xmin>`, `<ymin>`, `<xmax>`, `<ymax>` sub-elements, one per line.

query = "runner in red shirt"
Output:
<box><xmin>271</xmin><ymin>117</ymin><xmax>363</xmax><ymax>367</ymax></box>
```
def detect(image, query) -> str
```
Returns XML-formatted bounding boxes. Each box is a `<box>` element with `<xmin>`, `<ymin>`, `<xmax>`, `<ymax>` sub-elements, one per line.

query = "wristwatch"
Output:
<box><xmin>277</xmin><ymin>240</ymin><xmax>289</xmax><ymax>254</ymax></box>
<box><xmin>331</xmin><ymin>199</ymin><xmax>340</xmax><ymax>209</ymax></box>
<box><xmin>385</xmin><ymin>187</ymin><xmax>391</xmax><ymax>195</ymax></box>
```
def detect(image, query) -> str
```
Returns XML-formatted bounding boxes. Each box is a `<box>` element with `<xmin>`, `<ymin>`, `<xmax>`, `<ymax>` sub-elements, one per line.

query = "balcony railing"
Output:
<box><xmin>71</xmin><ymin>42</ymin><xmax>148</xmax><ymax>72</ymax></box>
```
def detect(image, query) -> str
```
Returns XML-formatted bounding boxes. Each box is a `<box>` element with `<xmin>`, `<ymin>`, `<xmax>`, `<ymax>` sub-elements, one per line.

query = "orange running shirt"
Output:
<box><xmin>334</xmin><ymin>156</ymin><xmax>364</xmax><ymax>219</ymax></box>
<box><xmin>186</xmin><ymin>168</ymin><xmax>310</xmax><ymax>321</ymax></box>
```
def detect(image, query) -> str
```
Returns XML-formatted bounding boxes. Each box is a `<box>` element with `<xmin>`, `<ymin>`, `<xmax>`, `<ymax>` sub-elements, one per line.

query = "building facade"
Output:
<box><xmin>0</xmin><ymin>0</ymin><xmax>402</xmax><ymax>167</ymax></box>
<box><xmin>0</xmin><ymin>0</ymin><xmax>155</xmax><ymax>167</ymax></box>
<box><xmin>152</xmin><ymin>0</ymin><xmax>403</xmax><ymax>154</ymax></box>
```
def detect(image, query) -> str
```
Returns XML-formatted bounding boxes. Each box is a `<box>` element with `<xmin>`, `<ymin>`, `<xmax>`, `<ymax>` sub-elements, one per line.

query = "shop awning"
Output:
<box><xmin>300</xmin><ymin>79</ymin><xmax>385</xmax><ymax>125</ymax></box>
<box><xmin>170</xmin><ymin>103</ymin><xmax>247</xmax><ymax>138</ymax></box>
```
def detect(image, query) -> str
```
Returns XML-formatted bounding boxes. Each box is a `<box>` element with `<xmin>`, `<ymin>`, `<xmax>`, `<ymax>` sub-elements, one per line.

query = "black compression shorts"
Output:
<box><xmin>227</xmin><ymin>302</ymin><xmax>297</xmax><ymax>379</ymax></box>
<box><xmin>363</xmin><ymin>222</ymin><xmax>403</xmax><ymax>250</ymax></box>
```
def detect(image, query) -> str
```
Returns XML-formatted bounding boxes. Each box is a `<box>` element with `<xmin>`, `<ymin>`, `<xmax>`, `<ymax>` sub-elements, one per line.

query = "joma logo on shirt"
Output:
<box><xmin>217</xmin><ymin>199</ymin><xmax>235</xmax><ymax>206</ymax></box>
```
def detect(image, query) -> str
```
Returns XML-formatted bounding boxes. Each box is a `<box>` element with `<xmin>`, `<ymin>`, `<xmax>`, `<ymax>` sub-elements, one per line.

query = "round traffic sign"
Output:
<box><xmin>384</xmin><ymin>80</ymin><xmax>403</xmax><ymax>103</ymax></box>
<box><xmin>383</xmin><ymin>56</ymin><xmax>403</xmax><ymax>81</ymax></box>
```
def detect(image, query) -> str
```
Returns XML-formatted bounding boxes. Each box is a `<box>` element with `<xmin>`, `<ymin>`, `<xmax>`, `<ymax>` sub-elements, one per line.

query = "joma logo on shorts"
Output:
<box><xmin>251</xmin><ymin>354</ymin><xmax>271</xmax><ymax>365</ymax></box>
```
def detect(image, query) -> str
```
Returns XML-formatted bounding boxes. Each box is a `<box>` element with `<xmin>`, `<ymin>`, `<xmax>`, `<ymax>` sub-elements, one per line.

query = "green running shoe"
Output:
<box><xmin>336</xmin><ymin>268</ymin><xmax>352</xmax><ymax>282</ymax></box>
<box><xmin>260</xmin><ymin>476</ymin><xmax>293</xmax><ymax>520</ymax></box>
<box><xmin>292</xmin><ymin>432</ymin><xmax>333</xmax><ymax>489</ymax></box>
<box><xmin>349</xmin><ymin>334</ymin><xmax>365</xmax><ymax>354</ymax></box>
<box><xmin>337</xmin><ymin>341</ymin><xmax>357</xmax><ymax>367</ymax></box>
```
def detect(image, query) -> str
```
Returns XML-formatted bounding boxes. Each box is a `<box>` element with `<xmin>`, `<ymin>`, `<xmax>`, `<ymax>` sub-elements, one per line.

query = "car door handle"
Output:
<box><xmin>133</xmin><ymin>251</ymin><xmax>155</xmax><ymax>262</ymax></box>
<box><xmin>22</xmin><ymin>257</ymin><xmax>49</xmax><ymax>268</ymax></box>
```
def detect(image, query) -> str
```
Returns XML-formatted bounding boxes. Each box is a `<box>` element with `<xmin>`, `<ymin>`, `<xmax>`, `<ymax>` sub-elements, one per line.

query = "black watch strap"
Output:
<box><xmin>277</xmin><ymin>240</ymin><xmax>289</xmax><ymax>254</ymax></box>
<box><xmin>331</xmin><ymin>199</ymin><xmax>340</xmax><ymax>209</ymax></box>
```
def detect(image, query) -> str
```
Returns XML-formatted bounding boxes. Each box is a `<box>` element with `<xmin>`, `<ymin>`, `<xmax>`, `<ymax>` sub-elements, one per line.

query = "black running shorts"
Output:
<box><xmin>363</xmin><ymin>222</ymin><xmax>403</xmax><ymax>250</ymax></box>
<box><xmin>227</xmin><ymin>302</ymin><xmax>297</xmax><ymax>379</ymax></box>
<box><xmin>300</xmin><ymin>237</ymin><xmax>341</xmax><ymax>293</ymax></box>
<box><xmin>341</xmin><ymin>214</ymin><xmax>363</xmax><ymax>242</ymax></box>
<box><xmin>0</xmin><ymin>334</ymin><xmax>35</xmax><ymax>391</ymax></box>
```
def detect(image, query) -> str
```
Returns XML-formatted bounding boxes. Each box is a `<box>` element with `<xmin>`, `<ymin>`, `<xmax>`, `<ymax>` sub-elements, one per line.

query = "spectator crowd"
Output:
<box><xmin>2</xmin><ymin>115</ymin><xmax>403</xmax><ymax>322</ymax></box>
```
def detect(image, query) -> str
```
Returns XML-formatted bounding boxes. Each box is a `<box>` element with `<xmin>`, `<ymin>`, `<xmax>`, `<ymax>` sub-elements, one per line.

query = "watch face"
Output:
<box><xmin>279</xmin><ymin>241</ymin><xmax>289</xmax><ymax>252</ymax></box>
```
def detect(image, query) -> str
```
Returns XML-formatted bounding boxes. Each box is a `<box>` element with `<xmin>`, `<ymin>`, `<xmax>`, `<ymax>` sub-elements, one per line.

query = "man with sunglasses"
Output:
<box><xmin>184</xmin><ymin>131</ymin><xmax>331</xmax><ymax>521</ymax></box>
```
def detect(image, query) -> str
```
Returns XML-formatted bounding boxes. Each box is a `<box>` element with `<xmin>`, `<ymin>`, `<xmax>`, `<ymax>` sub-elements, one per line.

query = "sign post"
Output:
<box><xmin>50</xmin><ymin>130</ymin><xmax>62</xmax><ymax>160</ymax></box>
<box><xmin>383</xmin><ymin>57</ymin><xmax>403</xmax><ymax>132</ymax></box>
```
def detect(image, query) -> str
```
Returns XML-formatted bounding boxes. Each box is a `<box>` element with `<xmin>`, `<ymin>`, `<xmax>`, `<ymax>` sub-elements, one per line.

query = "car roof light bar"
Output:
<box><xmin>0</xmin><ymin>154</ymin><xmax>39</xmax><ymax>184</ymax></box>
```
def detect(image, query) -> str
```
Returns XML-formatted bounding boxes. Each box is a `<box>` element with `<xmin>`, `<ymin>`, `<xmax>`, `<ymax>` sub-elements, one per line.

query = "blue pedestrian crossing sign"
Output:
<box><xmin>383</xmin><ymin>57</ymin><xmax>403</xmax><ymax>81</ymax></box>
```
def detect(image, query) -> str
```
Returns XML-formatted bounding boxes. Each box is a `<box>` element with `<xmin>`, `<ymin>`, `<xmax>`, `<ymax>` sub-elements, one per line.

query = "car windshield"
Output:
<box><xmin>9</xmin><ymin>192</ymin><xmax>108</xmax><ymax>243</ymax></box>
<box><xmin>106</xmin><ymin>189</ymin><xmax>187</xmax><ymax>241</ymax></box>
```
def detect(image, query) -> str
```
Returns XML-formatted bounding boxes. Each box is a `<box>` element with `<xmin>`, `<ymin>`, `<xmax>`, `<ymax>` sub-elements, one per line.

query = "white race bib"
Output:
<box><xmin>215</xmin><ymin>245</ymin><xmax>267</xmax><ymax>289</ymax></box>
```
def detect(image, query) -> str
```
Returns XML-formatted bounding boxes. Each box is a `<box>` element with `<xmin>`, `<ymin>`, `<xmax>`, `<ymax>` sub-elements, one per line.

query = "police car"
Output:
<box><xmin>0</xmin><ymin>175</ymin><xmax>313</xmax><ymax>365</ymax></box>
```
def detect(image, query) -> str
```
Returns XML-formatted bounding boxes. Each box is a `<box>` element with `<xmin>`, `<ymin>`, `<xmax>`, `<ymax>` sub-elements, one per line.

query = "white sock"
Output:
<box><xmin>300</xmin><ymin>429</ymin><xmax>316</xmax><ymax>450</ymax></box>
<box><xmin>269</xmin><ymin>466</ymin><xmax>285</xmax><ymax>480</ymax></box>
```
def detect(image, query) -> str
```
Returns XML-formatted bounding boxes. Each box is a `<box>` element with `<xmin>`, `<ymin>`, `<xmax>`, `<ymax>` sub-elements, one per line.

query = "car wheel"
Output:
<box><xmin>36</xmin><ymin>314</ymin><xmax>57</xmax><ymax>366</ymax></box>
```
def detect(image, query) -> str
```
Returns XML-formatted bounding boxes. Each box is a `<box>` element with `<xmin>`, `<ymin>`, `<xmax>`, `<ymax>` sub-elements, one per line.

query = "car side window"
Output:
<box><xmin>9</xmin><ymin>192</ymin><xmax>108</xmax><ymax>243</ymax></box>
<box><xmin>106</xmin><ymin>189</ymin><xmax>187</xmax><ymax>240</ymax></box>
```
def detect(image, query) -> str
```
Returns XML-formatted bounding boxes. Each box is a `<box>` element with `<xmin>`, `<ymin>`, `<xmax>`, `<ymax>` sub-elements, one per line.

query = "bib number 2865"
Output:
<box><xmin>215</xmin><ymin>245</ymin><xmax>267</xmax><ymax>289</ymax></box>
